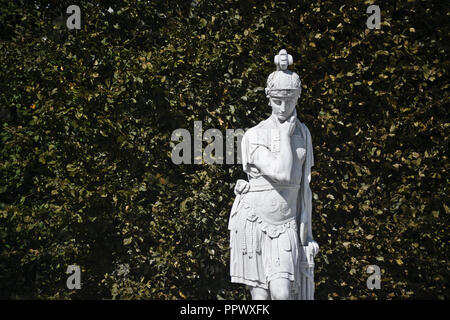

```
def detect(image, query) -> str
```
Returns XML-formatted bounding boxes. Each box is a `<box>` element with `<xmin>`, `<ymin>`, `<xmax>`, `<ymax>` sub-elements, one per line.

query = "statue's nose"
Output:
<box><xmin>280</xmin><ymin>101</ymin><xmax>286</xmax><ymax>112</ymax></box>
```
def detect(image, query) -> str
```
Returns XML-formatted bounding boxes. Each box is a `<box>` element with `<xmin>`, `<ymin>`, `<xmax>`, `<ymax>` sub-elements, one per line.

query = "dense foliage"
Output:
<box><xmin>0</xmin><ymin>0</ymin><xmax>448</xmax><ymax>299</ymax></box>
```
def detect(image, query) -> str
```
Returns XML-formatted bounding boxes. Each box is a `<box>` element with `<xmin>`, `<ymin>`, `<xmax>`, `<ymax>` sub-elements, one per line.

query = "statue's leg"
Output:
<box><xmin>249</xmin><ymin>286</ymin><xmax>270</xmax><ymax>300</ymax></box>
<box><xmin>269</xmin><ymin>278</ymin><xmax>291</xmax><ymax>300</ymax></box>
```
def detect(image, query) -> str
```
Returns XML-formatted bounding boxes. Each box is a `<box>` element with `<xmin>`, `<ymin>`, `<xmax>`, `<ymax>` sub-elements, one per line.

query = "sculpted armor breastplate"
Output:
<box><xmin>242</xmin><ymin>181</ymin><xmax>299</xmax><ymax>225</ymax></box>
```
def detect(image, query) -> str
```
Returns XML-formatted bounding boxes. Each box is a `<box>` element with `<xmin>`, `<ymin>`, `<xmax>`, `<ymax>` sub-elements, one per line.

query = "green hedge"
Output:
<box><xmin>0</xmin><ymin>0</ymin><xmax>448</xmax><ymax>299</ymax></box>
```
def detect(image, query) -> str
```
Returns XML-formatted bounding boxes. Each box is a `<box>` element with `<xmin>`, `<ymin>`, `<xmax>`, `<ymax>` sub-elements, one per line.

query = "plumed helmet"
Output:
<box><xmin>265</xmin><ymin>49</ymin><xmax>301</xmax><ymax>98</ymax></box>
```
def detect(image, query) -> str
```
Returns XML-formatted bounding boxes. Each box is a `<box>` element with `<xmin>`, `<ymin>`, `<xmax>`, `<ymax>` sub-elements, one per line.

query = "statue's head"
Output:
<box><xmin>265</xmin><ymin>49</ymin><xmax>301</xmax><ymax>122</ymax></box>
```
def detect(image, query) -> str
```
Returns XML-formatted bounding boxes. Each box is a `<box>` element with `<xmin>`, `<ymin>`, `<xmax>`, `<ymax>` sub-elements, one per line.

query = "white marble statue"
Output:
<box><xmin>229</xmin><ymin>49</ymin><xmax>319</xmax><ymax>300</ymax></box>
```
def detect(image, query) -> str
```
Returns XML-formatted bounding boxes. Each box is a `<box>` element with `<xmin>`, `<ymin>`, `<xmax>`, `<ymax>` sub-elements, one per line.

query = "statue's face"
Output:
<box><xmin>279</xmin><ymin>54</ymin><xmax>289</xmax><ymax>70</ymax></box>
<box><xmin>270</xmin><ymin>96</ymin><xmax>297</xmax><ymax>121</ymax></box>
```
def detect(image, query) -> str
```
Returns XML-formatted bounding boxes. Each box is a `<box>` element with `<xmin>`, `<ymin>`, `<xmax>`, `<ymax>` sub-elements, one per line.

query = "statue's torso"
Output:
<box><xmin>243</xmin><ymin>116</ymin><xmax>307</xmax><ymax>224</ymax></box>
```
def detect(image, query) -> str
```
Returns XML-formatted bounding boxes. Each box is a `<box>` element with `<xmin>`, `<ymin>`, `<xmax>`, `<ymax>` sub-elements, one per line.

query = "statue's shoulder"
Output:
<box><xmin>252</xmin><ymin>118</ymin><xmax>270</xmax><ymax>130</ymax></box>
<box><xmin>242</xmin><ymin>119</ymin><xmax>271</xmax><ymax>148</ymax></box>
<box><xmin>295</xmin><ymin>120</ymin><xmax>312</xmax><ymax>138</ymax></box>
<box><xmin>244</xmin><ymin>119</ymin><xmax>269</xmax><ymax>137</ymax></box>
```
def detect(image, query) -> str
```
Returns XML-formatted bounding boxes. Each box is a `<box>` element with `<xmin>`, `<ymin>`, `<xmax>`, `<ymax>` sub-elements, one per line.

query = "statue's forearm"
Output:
<box><xmin>300</xmin><ymin>219</ymin><xmax>313</xmax><ymax>245</ymax></box>
<box><xmin>271</xmin><ymin>133</ymin><xmax>293</xmax><ymax>183</ymax></box>
<box><xmin>252</xmin><ymin>134</ymin><xmax>293</xmax><ymax>182</ymax></box>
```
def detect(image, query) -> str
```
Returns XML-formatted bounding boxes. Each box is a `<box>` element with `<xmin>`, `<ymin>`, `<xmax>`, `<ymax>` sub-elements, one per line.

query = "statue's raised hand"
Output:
<box><xmin>280</xmin><ymin>108</ymin><xmax>297</xmax><ymax>136</ymax></box>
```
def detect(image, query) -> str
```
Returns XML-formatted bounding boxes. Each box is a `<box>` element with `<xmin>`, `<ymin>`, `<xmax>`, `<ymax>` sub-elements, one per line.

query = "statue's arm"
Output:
<box><xmin>248</xmin><ymin>113</ymin><xmax>297</xmax><ymax>183</ymax></box>
<box><xmin>299</xmin><ymin>123</ymin><xmax>318</xmax><ymax>255</ymax></box>
<box><xmin>252</xmin><ymin>132</ymin><xmax>293</xmax><ymax>183</ymax></box>
<box><xmin>299</xmin><ymin>167</ymin><xmax>314</xmax><ymax>244</ymax></box>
